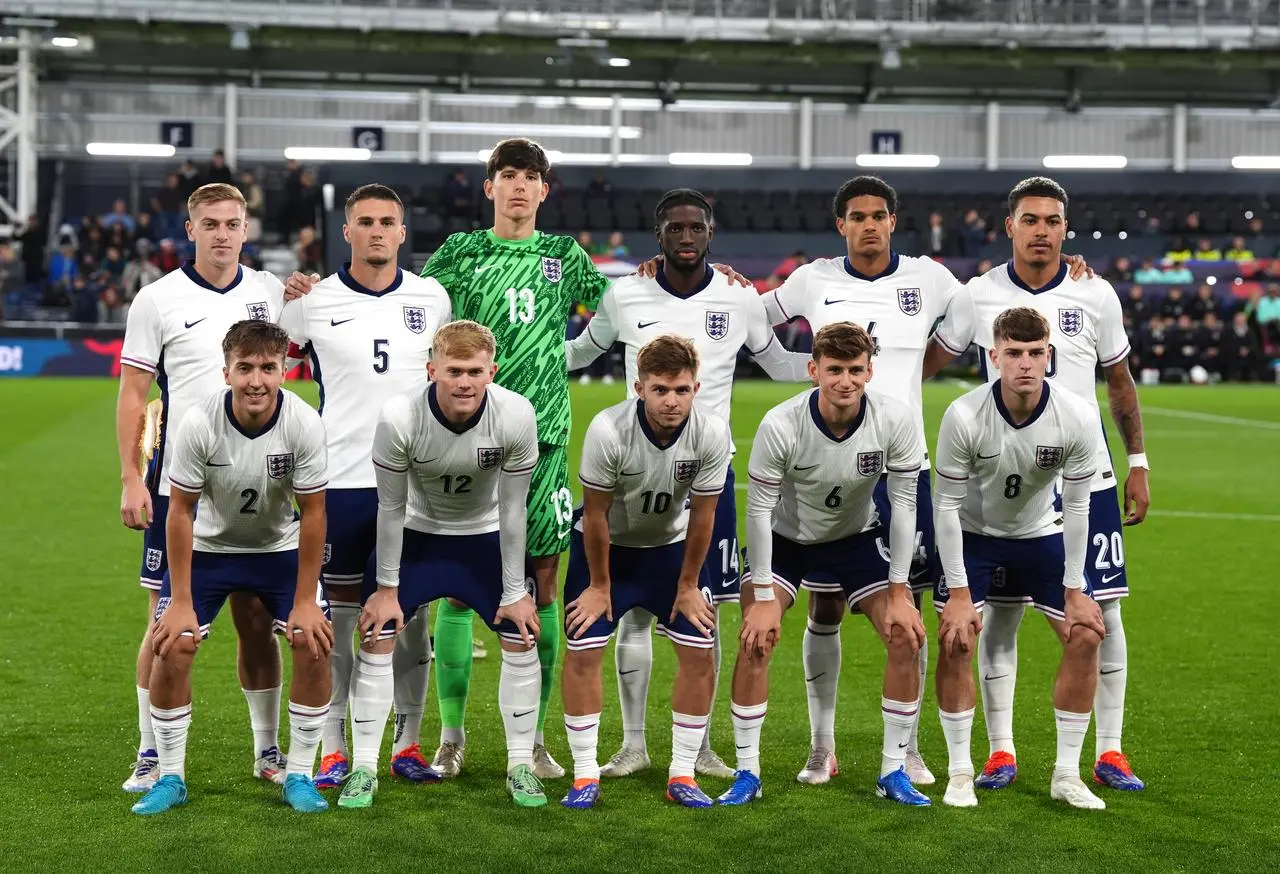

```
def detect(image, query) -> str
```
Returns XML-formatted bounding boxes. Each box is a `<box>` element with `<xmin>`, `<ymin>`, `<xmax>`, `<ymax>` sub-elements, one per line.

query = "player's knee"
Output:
<box><xmin>677</xmin><ymin>645</ymin><xmax>715</xmax><ymax>680</ymax></box>
<box><xmin>886</xmin><ymin>628</ymin><xmax>920</xmax><ymax>662</ymax></box>
<box><xmin>1068</xmin><ymin>625</ymin><xmax>1103</xmax><ymax>653</ymax></box>
<box><xmin>291</xmin><ymin>644</ymin><xmax>330</xmax><ymax>681</ymax></box>
<box><xmin>159</xmin><ymin>635</ymin><xmax>199</xmax><ymax>664</ymax></box>
<box><xmin>809</xmin><ymin>592</ymin><xmax>845</xmax><ymax>625</ymax></box>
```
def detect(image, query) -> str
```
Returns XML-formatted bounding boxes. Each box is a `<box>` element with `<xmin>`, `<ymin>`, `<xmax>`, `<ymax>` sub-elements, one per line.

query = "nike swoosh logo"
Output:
<box><xmin>513</xmin><ymin>710</ymin><xmax>535</xmax><ymax>719</ymax></box>
<box><xmin>330</xmin><ymin>317</ymin><xmax>356</xmax><ymax>326</ymax></box>
<box><xmin>983</xmin><ymin>673</ymin><xmax>1008</xmax><ymax>681</ymax></box>
<box><xmin>794</xmin><ymin>463</ymin><xmax>819</xmax><ymax>471</ymax></box>
<box><xmin>720</xmin><ymin>580</ymin><xmax>734</xmax><ymax>588</ymax></box>
<box><xmin>736</xmin><ymin>744</ymin><xmax>751</xmax><ymax>750</ymax></box>
<box><xmin>619</xmin><ymin>669</ymin><xmax>640</xmax><ymax>676</ymax></box>
<box><xmin>353</xmin><ymin>718</ymin><xmax>377</xmax><ymax>724</ymax></box>
<box><xmin>805</xmin><ymin>673</ymin><xmax>825</xmax><ymax>682</ymax></box>
<box><xmin>412</xmin><ymin>457</ymin><xmax>439</xmax><ymax>465</ymax></box>
<box><xmin>474</xmin><ymin>264</ymin><xmax>498</xmax><ymax>274</ymax></box>
<box><xmin>1100</xmin><ymin>667</ymin><xmax>1123</xmax><ymax>675</ymax></box>
<box><xmin>823</xmin><ymin>298</ymin><xmax>848</xmax><ymax>305</ymax></box>
<box><xmin>620</xmin><ymin>470</ymin><xmax>644</xmax><ymax>476</ymax></box>
<box><xmin>898</xmin><ymin>741</ymin><xmax>910</xmax><ymax>749</ymax></box>
<box><xmin>206</xmin><ymin>461</ymin><xmax>232</xmax><ymax>467</ymax></box>
<box><xmin>1101</xmin><ymin>572</ymin><xmax>1123</xmax><ymax>584</ymax></box>
<box><xmin>418</xmin><ymin>657</ymin><xmax>431</xmax><ymax>665</ymax></box>
<box><xmin>184</xmin><ymin>318</ymin><xmax>207</xmax><ymax>329</ymax></box>
<box><xmin>978</xmin><ymin>453</ymin><xmax>1000</xmax><ymax>459</ymax></box>
<box><xmin>637</xmin><ymin>320</ymin><xmax>660</xmax><ymax>329</ymax></box>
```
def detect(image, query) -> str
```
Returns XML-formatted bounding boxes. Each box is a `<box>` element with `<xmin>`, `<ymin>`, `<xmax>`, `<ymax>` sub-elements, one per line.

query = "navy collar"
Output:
<box><xmin>428</xmin><ymin>383</ymin><xmax>488</xmax><ymax>434</ymax></box>
<box><xmin>224</xmin><ymin>389</ymin><xmax>283</xmax><ymax>439</ymax></box>
<box><xmin>992</xmin><ymin>379</ymin><xmax>1050</xmax><ymax>429</ymax></box>
<box><xmin>1005</xmin><ymin>260</ymin><xmax>1067</xmax><ymax>294</ymax></box>
<box><xmin>338</xmin><ymin>262</ymin><xmax>403</xmax><ymax>297</ymax></box>
<box><xmin>182</xmin><ymin>260</ymin><xmax>243</xmax><ymax>293</ymax></box>
<box><xmin>655</xmin><ymin>263</ymin><xmax>714</xmax><ymax>299</ymax></box>
<box><xmin>635</xmin><ymin>399</ymin><xmax>689</xmax><ymax>450</ymax></box>
<box><xmin>843</xmin><ymin>252</ymin><xmax>899</xmax><ymax>281</ymax></box>
<box><xmin>808</xmin><ymin>389</ymin><xmax>866</xmax><ymax>443</ymax></box>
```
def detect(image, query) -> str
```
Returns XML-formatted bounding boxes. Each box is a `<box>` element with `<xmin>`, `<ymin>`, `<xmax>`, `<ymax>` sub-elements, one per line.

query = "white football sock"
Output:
<box><xmin>978</xmin><ymin>602</ymin><xmax>1023</xmax><ymax>758</ymax></box>
<box><xmin>285</xmin><ymin>701</ymin><xmax>328</xmax><ymax>778</ymax></box>
<box><xmin>392</xmin><ymin>611</ymin><xmax>431</xmax><ymax>756</ymax></box>
<box><xmin>803</xmin><ymin>620</ymin><xmax>841</xmax><ymax>752</ymax></box>
<box><xmin>322</xmin><ymin>602</ymin><xmax>359</xmax><ymax>758</ymax></box>
<box><xmin>350</xmin><ymin>650</ymin><xmax>394</xmax><ymax>771</ymax></box>
<box><xmin>499</xmin><ymin>647</ymin><xmax>541</xmax><ymax>770</ymax></box>
<box><xmin>564</xmin><ymin>712</ymin><xmax>601</xmax><ymax>781</ymax></box>
<box><xmin>137</xmin><ymin>686</ymin><xmax>156</xmax><ymax>754</ymax></box>
<box><xmin>670</xmin><ymin>711</ymin><xmax>708</xmax><ymax>780</ymax></box>
<box><xmin>909</xmin><ymin>637</ymin><xmax>927</xmax><ymax>751</ymax></box>
<box><xmin>151</xmin><ymin>704</ymin><xmax>192</xmax><ymax>779</ymax></box>
<box><xmin>242</xmin><ymin>685</ymin><xmax>281</xmax><ymax>757</ymax></box>
<box><xmin>1094</xmin><ymin>599</ymin><xmax>1127</xmax><ymax>758</ymax></box>
<box><xmin>1053</xmin><ymin>708</ymin><xmax>1092</xmax><ymax>779</ymax></box>
<box><xmin>880</xmin><ymin>696</ymin><xmax>917</xmax><ymax>777</ymax></box>
<box><xmin>700</xmin><ymin>632</ymin><xmax>722</xmax><ymax>754</ymax></box>
<box><xmin>939</xmin><ymin>708</ymin><xmax>975</xmax><ymax>777</ymax></box>
<box><xmin>614</xmin><ymin>609</ymin><xmax>653</xmax><ymax>751</ymax></box>
<box><xmin>730</xmin><ymin>701</ymin><xmax>767</xmax><ymax>776</ymax></box>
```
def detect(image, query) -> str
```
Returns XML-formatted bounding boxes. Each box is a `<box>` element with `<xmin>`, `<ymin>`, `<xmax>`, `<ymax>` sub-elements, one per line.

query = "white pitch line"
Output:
<box><xmin>1143</xmin><ymin>407</ymin><xmax>1280</xmax><ymax>431</ymax></box>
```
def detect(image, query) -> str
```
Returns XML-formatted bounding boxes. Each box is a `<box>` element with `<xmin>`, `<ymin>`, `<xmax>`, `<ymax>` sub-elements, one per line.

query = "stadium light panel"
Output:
<box><xmin>855</xmin><ymin>153</ymin><xmax>941</xmax><ymax>168</ymax></box>
<box><xmin>51</xmin><ymin>37</ymin><xmax>78</xmax><ymax>48</ymax></box>
<box><xmin>1231</xmin><ymin>155</ymin><xmax>1280</xmax><ymax>170</ymax></box>
<box><xmin>283</xmin><ymin>147</ymin><xmax>371</xmax><ymax>161</ymax></box>
<box><xmin>1042</xmin><ymin>155</ymin><xmax>1127</xmax><ymax>169</ymax></box>
<box><xmin>86</xmin><ymin>142</ymin><xmax>176</xmax><ymax>158</ymax></box>
<box><xmin>429</xmin><ymin>122</ymin><xmax>641</xmax><ymax>140</ymax></box>
<box><xmin>608</xmin><ymin>57</ymin><xmax>632</xmax><ymax>67</ymax></box>
<box><xmin>668</xmin><ymin>152</ymin><xmax>753</xmax><ymax>167</ymax></box>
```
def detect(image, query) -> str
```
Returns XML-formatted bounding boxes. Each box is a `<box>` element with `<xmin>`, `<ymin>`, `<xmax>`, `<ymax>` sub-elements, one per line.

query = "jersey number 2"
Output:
<box><xmin>506</xmin><ymin>288</ymin><xmax>536</xmax><ymax>324</ymax></box>
<box><xmin>240</xmin><ymin>488</ymin><xmax>259</xmax><ymax>514</ymax></box>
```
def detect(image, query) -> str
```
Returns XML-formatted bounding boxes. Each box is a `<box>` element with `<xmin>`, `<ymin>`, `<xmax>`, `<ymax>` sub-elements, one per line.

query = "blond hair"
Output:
<box><xmin>992</xmin><ymin>307</ymin><xmax>1051</xmax><ymax>344</ymax></box>
<box><xmin>636</xmin><ymin>334</ymin><xmax>700</xmax><ymax>379</ymax></box>
<box><xmin>187</xmin><ymin>182</ymin><xmax>247</xmax><ymax>218</ymax></box>
<box><xmin>812</xmin><ymin>321</ymin><xmax>876</xmax><ymax>362</ymax></box>
<box><xmin>432</xmin><ymin>319</ymin><xmax>497</xmax><ymax>360</ymax></box>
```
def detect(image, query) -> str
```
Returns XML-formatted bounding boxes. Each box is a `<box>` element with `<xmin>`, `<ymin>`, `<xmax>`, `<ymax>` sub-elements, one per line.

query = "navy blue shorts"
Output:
<box><xmin>156</xmin><ymin>549</ymin><xmax>311</xmax><ymax>638</ymax></box>
<box><xmin>702</xmin><ymin>463</ymin><xmax>740</xmax><ymax>604</ymax></box>
<box><xmin>1053</xmin><ymin>486</ymin><xmax>1129</xmax><ymax>601</ymax></box>
<box><xmin>321</xmin><ymin>488</ymin><xmax>378</xmax><ymax>594</ymax></box>
<box><xmin>934</xmin><ymin>532</ymin><xmax>1091</xmax><ymax>621</ymax></box>
<box><xmin>139</xmin><ymin>493</ymin><xmax>171</xmax><ymax>591</ymax></box>
<box><xmin>747</xmin><ymin>528</ymin><xmax>893</xmax><ymax>609</ymax></box>
<box><xmin>361</xmin><ymin>529</ymin><xmax>529</xmax><ymax>645</ymax></box>
<box><xmin>872</xmin><ymin>468</ymin><xmax>938</xmax><ymax>594</ymax></box>
<box><xmin>563</xmin><ymin>529</ymin><xmax>715</xmax><ymax>651</ymax></box>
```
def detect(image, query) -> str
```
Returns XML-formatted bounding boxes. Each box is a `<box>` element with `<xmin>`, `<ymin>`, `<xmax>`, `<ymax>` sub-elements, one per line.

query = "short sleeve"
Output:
<box><xmin>690</xmin><ymin>417</ymin><xmax>732</xmax><ymax>496</ymax></box>
<box><xmin>372</xmin><ymin>395</ymin><xmax>413</xmax><ymax>475</ymax></box>
<box><xmin>1095</xmin><ymin>283</ymin><xmax>1131</xmax><ymax>367</ymax></box>
<box><xmin>120</xmin><ymin>289</ymin><xmax>164</xmax><ymax>374</ymax></box>
<box><xmin>933</xmin><ymin>403</ymin><xmax>974</xmax><ymax>484</ymax></box>
<box><xmin>502</xmin><ymin>399</ymin><xmax>539</xmax><ymax>475</ymax></box>
<box><xmin>578</xmin><ymin>413</ymin><xmax>619</xmax><ymax>492</ymax></box>
<box><xmin>934</xmin><ymin>283</ymin><xmax>976</xmax><ymax>356</ymax></box>
<box><xmin>291</xmin><ymin>404</ymin><xmax>328</xmax><ymax>494</ymax></box>
<box><xmin>568</xmin><ymin>241</ymin><xmax>610</xmax><ymax>312</ymax></box>
<box><xmin>166</xmin><ymin>404</ymin><xmax>211</xmax><ymax>494</ymax></box>
<box><xmin>767</xmin><ymin>265</ymin><xmax>811</xmax><ymax>323</ymax></box>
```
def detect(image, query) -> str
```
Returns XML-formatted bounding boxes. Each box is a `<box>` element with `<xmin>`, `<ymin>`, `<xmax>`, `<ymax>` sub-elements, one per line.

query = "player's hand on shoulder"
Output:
<box><xmin>359</xmin><ymin>586</ymin><xmax>404</xmax><ymax>641</ymax></box>
<box><xmin>1064</xmin><ymin>589</ymin><xmax>1106</xmax><ymax>641</ymax></box>
<box><xmin>152</xmin><ymin>600</ymin><xmax>200</xmax><ymax>658</ymax></box>
<box><xmin>120</xmin><ymin>480</ymin><xmax>153</xmax><ymax>530</ymax></box>
<box><xmin>1123</xmin><ymin>467</ymin><xmax>1150</xmax><ymax>526</ymax></box>
<box><xmin>672</xmin><ymin>586</ymin><xmax>716</xmax><ymax>639</ymax></box>
<box><xmin>1063</xmin><ymin>254</ymin><xmax>1095</xmax><ymax>281</ymax></box>
<box><xmin>495</xmin><ymin>594</ymin><xmax>541</xmax><ymax>647</ymax></box>
<box><xmin>566</xmin><ymin>585</ymin><xmax>612</xmax><ymax>640</ymax></box>
<box><xmin>288</xmin><ymin>600</ymin><xmax>335</xmax><ymax>660</ymax></box>
<box><xmin>710</xmin><ymin>262</ymin><xmax>752</xmax><ymax>288</ymax></box>
<box><xmin>284</xmin><ymin>271</ymin><xmax>321</xmax><ymax>301</ymax></box>
<box><xmin>633</xmin><ymin>257</ymin><xmax>660</xmax><ymax>279</ymax></box>
<box><xmin>938</xmin><ymin>596</ymin><xmax>982</xmax><ymax>657</ymax></box>
<box><xmin>740</xmin><ymin>598</ymin><xmax>782</xmax><ymax>656</ymax></box>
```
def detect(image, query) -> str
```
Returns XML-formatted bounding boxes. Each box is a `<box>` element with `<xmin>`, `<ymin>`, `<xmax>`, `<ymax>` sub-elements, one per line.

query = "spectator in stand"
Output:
<box><xmin>1200</xmin><ymin>312</ymin><xmax>1224</xmax><ymax>378</ymax></box>
<box><xmin>586</xmin><ymin>173</ymin><xmax>614</xmax><ymax>202</ymax></box>
<box><xmin>770</xmin><ymin>250</ymin><xmax>809</xmax><ymax>284</ymax></box>
<box><xmin>1142</xmin><ymin>215</ymin><xmax>1163</xmax><ymax>236</ymax></box>
<box><xmin>98</xmin><ymin>280</ymin><xmax>126</xmax><ymax>325</ymax></box>
<box><xmin>973</xmin><ymin>257</ymin><xmax>994</xmax><ymax>278</ymax></box>
<box><xmin>1123</xmin><ymin>285</ymin><xmax>1153</xmax><ymax>324</ymax></box>
<box><xmin>1134</xmin><ymin>257</ymin><xmax>1165</xmax><ymax>284</ymax></box>
<box><xmin>926</xmin><ymin>212</ymin><xmax>948</xmax><ymax>257</ymax></box>
<box><xmin>957</xmin><ymin>209</ymin><xmax>988</xmax><ymax>257</ymax></box>
<box><xmin>79</xmin><ymin>221</ymin><xmax>103</xmax><ymax>262</ymax></box>
<box><xmin>1188</xmin><ymin>284</ymin><xmax>1220</xmax><ymax>322</ymax></box>
<box><xmin>1161</xmin><ymin>287</ymin><xmax>1188</xmax><ymax>320</ymax></box>
<box><xmin>1169</xmin><ymin>313</ymin><xmax>1199</xmax><ymax>374</ymax></box>
<box><xmin>1141</xmin><ymin>316</ymin><xmax>1170</xmax><ymax>375</ymax></box>
<box><xmin>1193</xmin><ymin>237</ymin><xmax>1222</xmax><ymax>261</ymax></box>
<box><xmin>606</xmin><ymin>231</ymin><xmax>630</xmax><ymax>258</ymax></box>
<box><xmin>134</xmin><ymin>212</ymin><xmax>156</xmax><ymax>245</ymax></box>
<box><xmin>151</xmin><ymin>173</ymin><xmax>186</xmax><ymax>236</ymax></box>
<box><xmin>70</xmin><ymin>274</ymin><xmax>98</xmax><ymax>322</ymax></box>
<box><xmin>102</xmin><ymin>245</ymin><xmax>127</xmax><ymax>282</ymax></box>
<box><xmin>100</xmin><ymin>199</ymin><xmax>137</xmax><ymax>235</ymax></box>
<box><xmin>154</xmin><ymin>238</ymin><xmax>181</xmax><ymax>274</ymax></box>
<box><xmin>1224</xmin><ymin>311</ymin><xmax>1264</xmax><ymax>380</ymax></box>
<box><xmin>205</xmin><ymin>149</ymin><xmax>234</xmax><ymax>185</ymax></box>
<box><xmin>106</xmin><ymin>223</ymin><xmax>130</xmax><ymax>256</ymax></box>
<box><xmin>0</xmin><ymin>242</ymin><xmax>25</xmax><ymax>311</ymax></box>
<box><xmin>179</xmin><ymin>159</ymin><xmax>202</xmax><ymax>199</ymax></box>
<box><xmin>17</xmin><ymin>215</ymin><xmax>44</xmax><ymax>284</ymax></box>
<box><xmin>48</xmin><ymin>238</ymin><xmax>78</xmax><ymax>291</ymax></box>
<box><xmin>1165</xmin><ymin>261</ymin><xmax>1194</xmax><ymax>285</ymax></box>
<box><xmin>1256</xmin><ymin>284</ymin><xmax>1280</xmax><ymax>347</ymax></box>
<box><xmin>239</xmin><ymin>170</ymin><xmax>265</xmax><ymax>242</ymax></box>
<box><xmin>1180</xmin><ymin>211</ymin><xmax>1202</xmax><ymax>233</ymax></box>
<box><xmin>1165</xmin><ymin>237</ymin><xmax>1193</xmax><ymax>262</ymax></box>
<box><xmin>281</xmin><ymin>169</ymin><xmax>321</xmax><ymax>241</ymax></box>
<box><xmin>1105</xmin><ymin>255</ymin><xmax>1134</xmax><ymax>283</ymax></box>
<box><xmin>240</xmin><ymin>248</ymin><xmax>265</xmax><ymax>272</ymax></box>
<box><xmin>1224</xmin><ymin>236</ymin><xmax>1254</xmax><ymax>261</ymax></box>
<box><xmin>444</xmin><ymin>169</ymin><xmax>473</xmax><ymax>222</ymax></box>
<box><xmin>576</xmin><ymin>230</ymin><xmax>603</xmax><ymax>256</ymax></box>
<box><xmin>295</xmin><ymin>226</ymin><xmax>324</xmax><ymax>275</ymax></box>
<box><xmin>122</xmin><ymin>242</ymin><xmax>161</xmax><ymax>302</ymax></box>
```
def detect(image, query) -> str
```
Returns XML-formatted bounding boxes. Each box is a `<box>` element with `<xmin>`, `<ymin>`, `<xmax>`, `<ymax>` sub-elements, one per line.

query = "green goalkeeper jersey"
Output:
<box><xmin>421</xmin><ymin>229</ymin><xmax>611</xmax><ymax>446</ymax></box>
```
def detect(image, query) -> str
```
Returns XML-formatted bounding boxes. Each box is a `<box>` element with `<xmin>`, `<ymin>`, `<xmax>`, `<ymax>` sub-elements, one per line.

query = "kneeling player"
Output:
<box><xmin>560</xmin><ymin>336</ymin><xmax>730</xmax><ymax>809</ymax></box>
<box><xmin>342</xmin><ymin>320</ymin><xmax>544</xmax><ymax>809</ymax></box>
<box><xmin>722</xmin><ymin>322</ymin><xmax>929</xmax><ymax>807</ymax></box>
<box><xmin>932</xmin><ymin>307</ymin><xmax>1107</xmax><ymax>810</ymax></box>
<box><xmin>133</xmin><ymin>321</ymin><xmax>332</xmax><ymax>816</ymax></box>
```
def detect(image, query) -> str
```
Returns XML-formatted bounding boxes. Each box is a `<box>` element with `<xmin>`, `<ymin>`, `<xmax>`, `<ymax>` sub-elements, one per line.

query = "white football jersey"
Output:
<box><xmin>747</xmin><ymin>388</ymin><xmax>923</xmax><ymax>544</ymax></box>
<box><xmin>166</xmin><ymin>388</ymin><xmax>328</xmax><ymax>553</ymax></box>
<box><xmin>577</xmin><ymin>399</ymin><xmax>731</xmax><ymax>549</ymax></box>
<box><xmin>764</xmin><ymin>253</ymin><xmax>963</xmax><ymax>468</ymax></box>
<box><xmin>934</xmin><ymin>381</ymin><xmax>1098</xmax><ymax>539</ymax></box>
<box><xmin>372</xmin><ymin>383</ymin><xmax>538</xmax><ymax>536</ymax></box>
<box><xmin>278</xmin><ymin>265</ymin><xmax>452</xmax><ymax>490</ymax></box>
<box><xmin>566</xmin><ymin>267</ymin><xmax>806</xmax><ymax>436</ymax></box>
<box><xmin>933</xmin><ymin>261</ymin><xmax>1130</xmax><ymax>489</ymax></box>
<box><xmin>120</xmin><ymin>263</ymin><xmax>286</xmax><ymax>497</ymax></box>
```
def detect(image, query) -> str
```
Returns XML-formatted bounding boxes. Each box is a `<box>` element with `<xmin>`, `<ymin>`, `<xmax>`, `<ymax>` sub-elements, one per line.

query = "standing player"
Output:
<box><xmin>923</xmin><ymin>176</ymin><xmax>1150</xmax><ymax>792</ymax></box>
<box><xmin>118</xmin><ymin>183</ymin><xmax>294</xmax><ymax>793</ymax></box>
<box><xmin>720</xmin><ymin>322</ymin><xmax>929</xmax><ymax>807</ymax></box>
<box><xmin>278</xmin><ymin>184</ymin><xmax>452</xmax><ymax>789</ymax></box>
<box><xmin>932</xmin><ymin>307</ymin><xmax>1108</xmax><ymax>810</ymax></box>
<box><xmin>563</xmin><ymin>188</ymin><xmax>809</xmax><ymax>780</ymax></box>
<box><xmin>340</xmin><ymin>321</ymin><xmax>544</xmax><ymax>808</ymax></box>
<box><xmin>559</xmin><ymin>336</ymin><xmax>731</xmax><ymax>809</ymax></box>
<box><xmin>132</xmin><ymin>321</ymin><xmax>332</xmax><ymax>816</ymax></box>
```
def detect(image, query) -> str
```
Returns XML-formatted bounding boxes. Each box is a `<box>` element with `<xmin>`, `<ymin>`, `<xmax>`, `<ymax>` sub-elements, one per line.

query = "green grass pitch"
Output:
<box><xmin>2</xmin><ymin>378</ymin><xmax>1278</xmax><ymax>872</ymax></box>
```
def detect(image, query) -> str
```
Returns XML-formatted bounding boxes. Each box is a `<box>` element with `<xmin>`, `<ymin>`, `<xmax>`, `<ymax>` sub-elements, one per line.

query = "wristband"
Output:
<box><xmin>752</xmin><ymin>583</ymin><xmax>777</xmax><ymax>603</ymax></box>
<box><xmin>1126</xmin><ymin>453</ymin><xmax>1149</xmax><ymax>470</ymax></box>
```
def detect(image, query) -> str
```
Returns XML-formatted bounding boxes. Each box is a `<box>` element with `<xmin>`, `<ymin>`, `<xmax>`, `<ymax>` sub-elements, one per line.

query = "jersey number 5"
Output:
<box><xmin>373</xmin><ymin>339</ymin><xmax>389</xmax><ymax>373</ymax></box>
<box><xmin>506</xmin><ymin>288</ymin><xmax>536</xmax><ymax>324</ymax></box>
